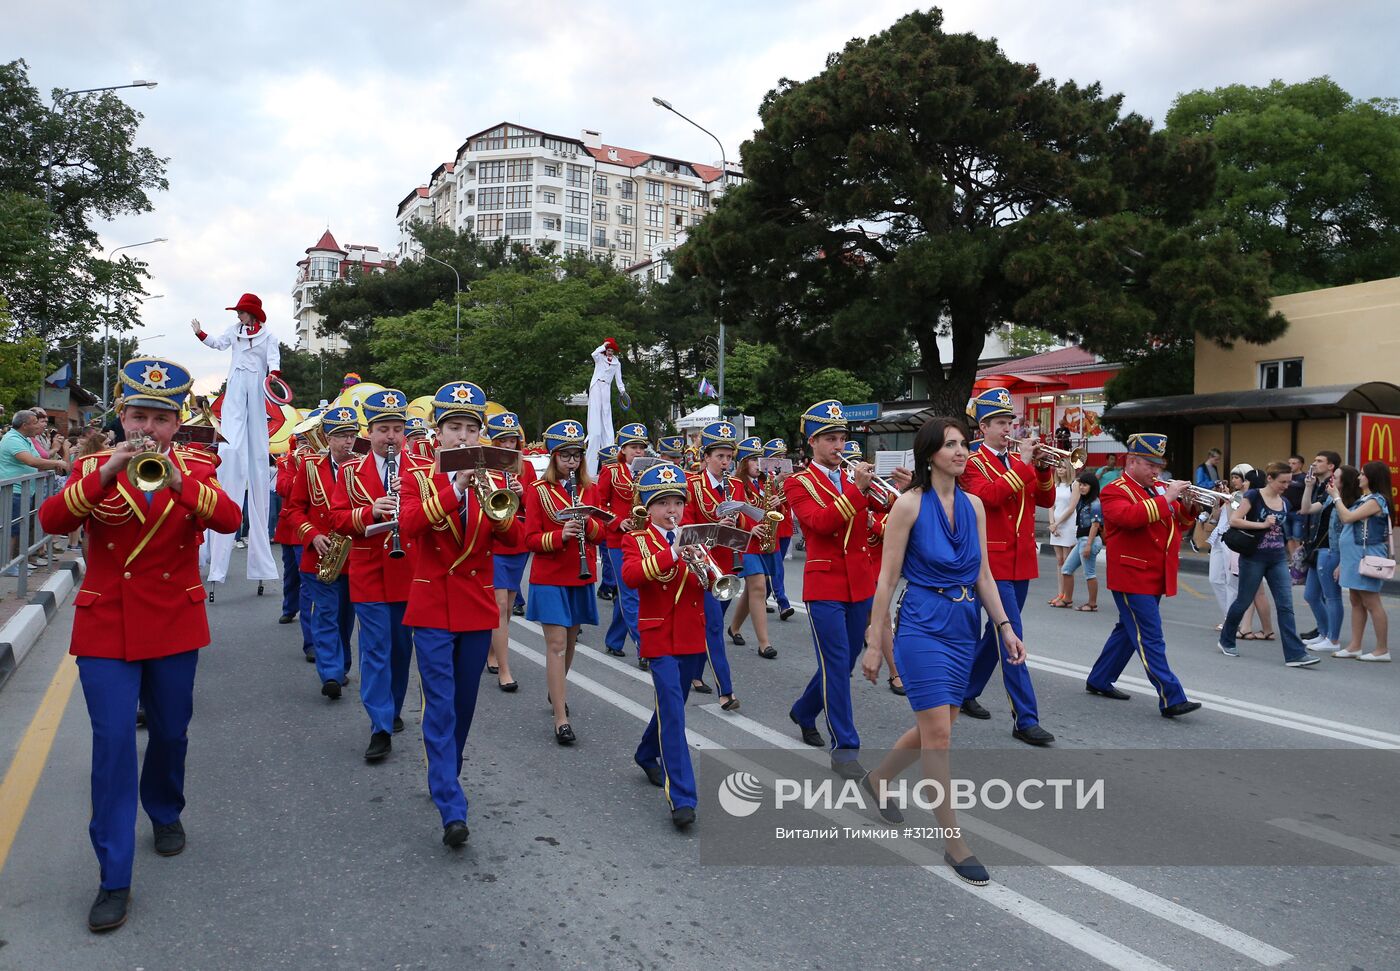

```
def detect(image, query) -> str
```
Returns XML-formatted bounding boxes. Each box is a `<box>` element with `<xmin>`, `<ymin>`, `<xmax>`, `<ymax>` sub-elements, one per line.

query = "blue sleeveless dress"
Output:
<box><xmin>893</xmin><ymin>488</ymin><xmax>983</xmax><ymax>712</ymax></box>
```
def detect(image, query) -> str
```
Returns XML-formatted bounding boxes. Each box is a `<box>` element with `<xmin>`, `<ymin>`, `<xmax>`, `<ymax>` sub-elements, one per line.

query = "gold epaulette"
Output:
<box><xmin>79</xmin><ymin>450</ymin><xmax>115</xmax><ymax>476</ymax></box>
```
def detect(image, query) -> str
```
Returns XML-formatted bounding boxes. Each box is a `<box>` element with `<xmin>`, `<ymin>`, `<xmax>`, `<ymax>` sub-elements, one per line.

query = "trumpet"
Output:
<box><xmin>1182</xmin><ymin>484</ymin><xmax>1241</xmax><ymax>510</ymax></box>
<box><xmin>837</xmin><ymin>456</ymin><xmax>901</xmax><ymax>505</ymax></box>
<box><xmin>126</xmin><ymin>437</ymin><xmax>173</xmax><ymax>492</ymax></box>
<box><xmin>469</xmin><ymin>467</ymin><xmax>519</xmax><ymax>523</ymax></box>
<box><xmin>1008</xmin><ymin>439</ymin><xmax>1088</xmax><ymax>471</ymax></box>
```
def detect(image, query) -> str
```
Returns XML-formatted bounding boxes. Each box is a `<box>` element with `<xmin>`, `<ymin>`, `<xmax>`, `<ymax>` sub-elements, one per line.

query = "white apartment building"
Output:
<box><xmin>293</xmin><ymin>229</ymin><xmax>396</xmax><ymax>354</ymax></box>
<box><xmin>396</xmin><ymin>121</ymin><xmax>742</xmax><ymax>270</ymax></box>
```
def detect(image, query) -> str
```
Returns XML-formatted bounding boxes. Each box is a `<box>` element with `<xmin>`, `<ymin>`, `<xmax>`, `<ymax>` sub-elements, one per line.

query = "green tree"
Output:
<box><xmin>674</xmin><ymin>8</ymin><xmax>1284</xmax><ymax>417</ymax></box>
<box><xmin>1165</xmin><ymin>78</ymin><xmax>1400</xmax><ymax>294</ymax></box>
<box><xmin>1000</xmin><ymin>324</ymin><xmax>1059</xmax><ymax>358</ymax></box>
<box><xmin>0</xmin><ymin>60</ymin><xmax>167</xmax><ymax>346</ymax></box>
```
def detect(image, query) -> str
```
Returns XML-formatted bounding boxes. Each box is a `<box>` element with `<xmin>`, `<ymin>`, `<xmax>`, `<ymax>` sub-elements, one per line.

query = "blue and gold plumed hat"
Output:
<box><xmin>404</xmin><ymin>416</ymin><xmax>428</xmax><ymax>438</ymax></box>
<box><xmin>1125</xmin><ymin>433</ymin><xmax>1168</xmax><ymax>465</ymax></box>
<box><xmin>616</xmin><ymin>422</ymin><xmax>649</xmax><ymax>447</ymax></box>
<box><xmin>637</xmin><ymin>462</ymin><xmax>688</xmax><ymax>507</ymax></box>
<box><xmin>542</xmin><ymin>419</ymin><xmax>586</xmax><ymax>453</ymax></box>
<box><xmin>971</xmin><ymin>387</ymin><xmax>1015</xmax><ymax>425</ymax></box>
<box><xmin>486</xmin><ymin>411</ymin><xmax>524</xmax><ymax>443</ymax></box>
<box><xmin>362</xmin><ymin>388</ymin><xmax>409</xmax><ymax>425</ymax></box>
<box><xmin>699</xmin><ymin>420</ymin><xmax>739</xmax><ymax>452</ymax></box>
<box><xmin>657</xmin><ymin>435</ymin><xmax>685</xmax><ymax>457</ymax></box>
<box><xmin>841</xmin><ymin>440</ymin><xmax>863</xmax><ymax>461</ymax></box>
<box><xmin>431</xmin><ymin>381</ymin><xmax>486</xmax><ymax>426</ymax></box>
<box><xmin>736</xmin><ymin>436</ymin><xmax>762</xmax><ymax>461</ymax></box>
<box><xmin>800</xmin><ymin>399</ymin><xmax>847</xmax><ymax>441</ymax></box>
<box><xmin>321</xmin><ymin>405</ymin><xmax>360</xmax><ymax>436</ymax></box>
<box><xmin>599</xmin><ymin>444</ymin><xmax>618</xmax><ymax>464</ymax></box>
<box><xmin>119</xmin><ymin>358</ymin><xmax>192</xmax><ymax>412</ymax></box>
<box><xmin>763</xmin><ymin>438</ymin><xmax>787</xmax><ymax>458</ymax></box>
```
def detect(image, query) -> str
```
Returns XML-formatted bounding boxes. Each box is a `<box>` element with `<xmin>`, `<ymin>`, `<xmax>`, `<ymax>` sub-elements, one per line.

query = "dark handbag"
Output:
<box><xmin>1222</xmin><ymin>488</ymin><xmax>1267</xmax><ymax>556</ymax></box>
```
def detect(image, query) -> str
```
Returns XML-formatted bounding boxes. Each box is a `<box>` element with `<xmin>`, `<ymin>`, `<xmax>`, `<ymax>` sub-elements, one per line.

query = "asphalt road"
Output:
<box><xmin>0</xmin><ymin>548</ymin><xmax>1396</xmax><ymax>971</ymax></box>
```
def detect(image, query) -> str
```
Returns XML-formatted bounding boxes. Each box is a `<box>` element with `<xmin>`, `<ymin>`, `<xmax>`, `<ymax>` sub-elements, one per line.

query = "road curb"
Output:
<box><xmin>0</xmin><ymin>558</ymin><xmax>83</xmax><ymax>692</ymax></box>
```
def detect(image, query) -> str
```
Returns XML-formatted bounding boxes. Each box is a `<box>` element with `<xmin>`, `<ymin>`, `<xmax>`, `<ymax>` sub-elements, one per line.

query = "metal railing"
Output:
<box><xmin>3</xmin><ymin>470</ymin><xmax>59</xmax><ymax>600</ymax></box>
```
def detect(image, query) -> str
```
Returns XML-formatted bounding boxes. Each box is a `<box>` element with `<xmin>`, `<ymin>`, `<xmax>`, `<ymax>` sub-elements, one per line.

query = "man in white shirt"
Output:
<box><xmin>585</xmin><ymin>338</ymin><xmax>627</xmax><ymax>475</ymax></box>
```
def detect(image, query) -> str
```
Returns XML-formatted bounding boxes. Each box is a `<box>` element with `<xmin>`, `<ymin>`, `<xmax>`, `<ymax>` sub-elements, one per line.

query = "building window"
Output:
<box><xmin>646</xmin><ymin>180</ymin><xmax>663</xmax><ymax>201</ymax></box>
<box><xmin>1259</xmin><ymin>358</ymin><xmax>1303</xmax><ymax>390</ymax></box>
<box><xmin>541</xmin><ymin>190</ymin><xmax>557</xmax><ymax>205</ymax></box>
<box><xmin>593</xmin><ymin>176</ymin><xmax>608</xmax><ymax>195</ymax></box>
<box><xmin>593</xmin><ymin>228</ymin><xmax>608</xmax><ymax>248</ymax></box>
<box><xmin>478</xmin><ymin>187</ymin><xmax>504</xmax><ymax>211</ymax></box>
<box><xmin>620</xmin><ymin>181</ymin><xmax>635</xmax><ymax>200</ymax></box>
<box><xmin>593</xmin><ymin>200</ymin><xmax>608</xmax><ymax>221</ymax></box>
<box><xmin>542</xmin><ymin>163</ymin><xmax>560</xmax><ymax>178</ymax></box>
<box><xmin>309</xmin><ymin>256</ymin><xmax>339</xmax><ymax>281</ymax></box>
<box><xmin>507</xmin><ymin>159</ymin><xmax>533</xmax><ymax>181</ymax></box>
<box><xmin>478</xmin><ymin>214</ymin><xmax>503</xmax><ymax>238</ymax></box>
<box><xmin>541</xmin><ymin>216</ymin><xmax>559</xmax><ymax>231</ymax></box>
<box><xmin>506</xmin><ymin>185</ymin><xmax>532</xmax><ymax>209</ymax></box>
<box><xmin>673</xmin><ymin>210</ymin><xmax>685</xmax><ymax>227</ymax></box>
<box><xmin>566</xmin><ymin>190</ymin><xmax>587</xmax><ymax>214</ymax></box>
<box><xmin>645</xmin><ymin>204</ymin><xmax>663</xmax><ymax>227</ymax></box>
<box><xmin>692</xmin><ymin>190</ymin><xmax>708</xmax><ymax>208</ymax></box>
<box><xmin>672</xmin><ymin>185</ymin><xmax>688</xmax><ymax>206</ymax></box>
<box><xmin>690</xmin><ymin>212</ymin><xmax>703</xmax><ymax>227</ymax></box>
<box><xmin>565</xmin><ymin>218</ymin><xmax>588</xmax><ymax>241</ymax></box>
<box><xmin>479</xmin><ymin>161</ymin><xmax>505</xmax><ymax>184</ymax></box>
<box><xmin>504</xmin><ymin>212</ymin><xmax>532</xmax><ymax>237</ymax></box>
<box><xmin>566</xmin><ymin>164</ymin><xmax>588</xmax><ymax>187</ymax></box>
<box><xmin>644</xmin><ymin>230</ymin><xmax>662</xmax><ymax>251</ymax></box>
<box><xmin>617</xmin><ymin>230</ymin><xmax>632</xmax><ymax>248</ymax></box>
<box><xmin>618</xmin><ymin>205</ymin><xmax>633</xmax><ymax>225</ymax></box>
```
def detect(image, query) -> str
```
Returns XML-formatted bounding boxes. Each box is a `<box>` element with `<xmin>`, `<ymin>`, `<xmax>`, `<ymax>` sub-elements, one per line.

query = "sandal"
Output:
<box><xmin>1259</xmin><ymin>631</ymin><xmax>1276</xmax><ymax>640</ymax></box>
<box><xmin>1047</xmin><ymin>596</ymin><xmax>1068</xmax><ymax>606</ymax></box>
<box><xmin>1077</xmin><ymin>603</ymin><xmax>1098</xmax><ymax>612</ymax></box>
<box><xmin>1240</xmin><ymin>631</ymin><xmax>1261</xmax><ymax>640</ymax></box>
<box><xmin>1049</xmin><ymin>599</ymin><xmax>1073</xmax><ymax>609</ymax></box>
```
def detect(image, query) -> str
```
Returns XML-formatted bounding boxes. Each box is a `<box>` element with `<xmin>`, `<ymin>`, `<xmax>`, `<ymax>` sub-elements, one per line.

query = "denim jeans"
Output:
<box><xmin>1309</xmin><ymin>548</ymin><xmax>1345</xmax><ymax>642</ymax></box>
<box><xmin>1061</xmin><ymin>536</ymin><xmax>1103</xmax><ymax>580</ymax></box>
<box><xmin>1222</xmin><ymin>555</ymin><xmax>1308</xmax><ymax>661</ymax></box>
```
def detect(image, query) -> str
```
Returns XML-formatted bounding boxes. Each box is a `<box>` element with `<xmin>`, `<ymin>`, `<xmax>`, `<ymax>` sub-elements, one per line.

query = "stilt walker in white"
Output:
<box><xmin>191</xmin><ymin>293</ymin><xmax>281</xmax><ymax>593</ymax></box>
<box><xmin>585</xmin><ymin>338</ymin><xmax>627</xmax><ymax>476</ymax></box>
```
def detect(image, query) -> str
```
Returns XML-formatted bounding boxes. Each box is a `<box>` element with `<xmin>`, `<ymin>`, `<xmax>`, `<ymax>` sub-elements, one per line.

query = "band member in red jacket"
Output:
<box><xmin>484</xmin><ymin>410</ymin><xmax>532</xmax><ymax>691</ymax></box>
<box><xmin>405</xmin><ymin>416</ymin><xmax>435</xmax><ymax>461</ymax></box>
<box><xmin>623</xmin><ymin>461</ymin><xmax>708</xmax><ymax>829</ymax></box>
<box><xmin>273</xmin><ymin>440</ymin><xmax>307</xmax><ymax>648</ymax></box>
<box><xmin>725</xmin><ymin>436</ymin><xmax>780</xmax><ymax>658</ymax></box>
<box><xmin>1086</xmin><ymin>433</ymin><xmax>1202</xmax><ymax>717</ymax></box>
<box><xmin>596</xmin><ymin>422</ymin><xmax>651</xmax><ymax>663</ymax></box>
<box><xmin>524</xmin><ymin>420</ymin><xmax>604</xmax><ymax>745</ymax></box>
<box><xmin>764</xmin><ymin>438</ymin><xmax>797</xmax><ymax>620</ymax></box>
<box><xmin>399</xmin><ymin>381</ymin><xmax>522</xmax><ymax>847</ymax></box>
<box><xmin>783</xmin><ymin>400</ymin><xmax>890</xmax><ymax>777</ymax></box>
<box><xmin>957</xmin><ymin>388</ymin><xmax>1056</xmax><ymax>746</ymax></box>
<box><xmin>39</xmin><ymin>357</ymin><xmax>241</xmax><ymax>933</ymax></box>
<box><xmin>330</xmin><ymin>389</ymin><xmax>424</xmax><ymax>762</ymax></box>
<box><xmin>284</xmin><ymin>406</ymin><xmax>360</xmax><ymax>697</ymax></box>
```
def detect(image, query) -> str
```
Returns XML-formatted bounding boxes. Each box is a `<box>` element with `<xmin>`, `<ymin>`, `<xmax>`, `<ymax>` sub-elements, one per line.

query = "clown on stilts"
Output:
<box><xmin>191</xmin><ymin>293</ymin><xmax>282</xmax><ymax>599</ymax></box>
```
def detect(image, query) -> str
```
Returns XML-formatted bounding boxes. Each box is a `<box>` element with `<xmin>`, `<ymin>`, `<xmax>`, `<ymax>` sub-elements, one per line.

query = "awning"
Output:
<box><xmin>858</xmin><ymin>405</ymin><xmax>940</xmax><ymax>435</ymax></box>
<box><xmin>973</xmin><ymin>373</ymin><xmax>1070</xmax><ymax>394</ymax></box>
<box><xmin>1100</xmin><ymin>382</ymin><xmax>1400</xmax><ymax>426</ymax></box>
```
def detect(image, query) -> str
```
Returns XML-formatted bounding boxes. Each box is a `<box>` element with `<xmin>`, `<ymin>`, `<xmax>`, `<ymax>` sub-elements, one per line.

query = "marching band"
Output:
<box><xmin>49</xmin><ymin>340</ymin><xmax>1224</xmax><ymax>931</ymax></box>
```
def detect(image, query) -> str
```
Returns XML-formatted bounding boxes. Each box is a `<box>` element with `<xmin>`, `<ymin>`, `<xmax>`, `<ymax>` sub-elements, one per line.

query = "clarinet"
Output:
<box><xmin>719</xmin><ymin>466</ymin><xmax>743</xmax><ymax>572</ymax></box>
<box><xmin>385</xmin><ymin>444</ymin><xmax>405</xmax><ymax>559</ymax></box>
<box><xmin>567</xmin><ymin>472</ymin><xmax>591</xmax><ymax>580</ymax></box>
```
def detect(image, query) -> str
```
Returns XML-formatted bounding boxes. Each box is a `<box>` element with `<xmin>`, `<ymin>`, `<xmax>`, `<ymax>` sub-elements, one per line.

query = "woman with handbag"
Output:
<box><xmin>1198</xmin><ymin>465</ymin><xmax>1274</xmax><ymax>639</ymax></box>
<box><xmin>1296</xmin><ymin>455</ymin><xmax>1346</xmax><ymax>654</ymax></box>
<box><xmin>1329</xmin><ymin>461</ymin><xmax>1392</xmax><ymax>661</ymax></box>
<box><xmin>1217</xmin><ymin>463</ymin><xmax>1320</xmax><ymax>666</ymax></box>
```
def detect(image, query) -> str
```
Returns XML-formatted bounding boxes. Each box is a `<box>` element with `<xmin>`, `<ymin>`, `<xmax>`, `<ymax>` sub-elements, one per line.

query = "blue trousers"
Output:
<box><xmin>76</xmin><ymin>650</ymin><xmax>199</xmax><ymax>890</ymax></box>
<box><xmin>636</xmin><ymin>652</ymin><xmax>708</xmax><ymax>810</ymax></box>
<box><xmin>1310</xmin><ymin>548</ymin><xmax>1345</xmax><ymax>642</ymax></box>
<box><xmin>303</xmin><ymin>571</ymin><xmax>355</xmax><ymax>684</ymax></box>
<box><xmin>963</xmin><ymin>579</ymin><xmax>1041</xmax><ymax>731</ymax></box>
<box><xmin>599</xmin><ymin>539</ymin><xmax>617</xmax><ymax>590</ymax></box>
<box><xmin>1088</xmin><ymin>591</ymin><xmax>1189</xmax><ymax>709</ymax></box>
<box><xmin>1221</xmin><ymin>555</ymin><xmax>1310</xmax><ymax>662</ymax></box>
<box><xmin>280</xmin><ymin>543</ymin><xmax>301</xmax><ymax>617</ymax></box>
<box><xmin>702</xmin><ymin>590</ymin><xmax>734</xmax><ymax>695</ymax></box>
<box><xmin>604</xmin><ymin>545</ymin><xmax>639</xmax><ymax>653</ymax></box>
<box><xmin>792</xmin><ymin>598</ymin><xmax>871</xmax><ymax>761</ymax></box>
<box><xmin>412</xmin><ymin>627</ymin><xmax>491</xmax><ymax>825</ymax></box>
<box><xmin>354</xmin><ymin>601</ymin><xmax>414</xmax><ymax>734</ymax></box>
<box><xmin>768</xmin><ymin>537</ymin><xmax>792</xmax><ymax>610</ymax></box>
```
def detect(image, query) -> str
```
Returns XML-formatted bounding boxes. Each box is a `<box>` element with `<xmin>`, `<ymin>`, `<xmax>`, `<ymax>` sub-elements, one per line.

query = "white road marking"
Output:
<box><xmin>1266</xmin><ymin>818</ymin><xmax>1400</xmax><ymax>866</ymax></box>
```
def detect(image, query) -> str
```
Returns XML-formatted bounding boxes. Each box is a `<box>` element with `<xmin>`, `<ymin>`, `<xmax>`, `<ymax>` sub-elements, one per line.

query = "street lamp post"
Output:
<box><xmin>652</xmin><ymin>96</ymin><xmax>730</xmax><ymax>417</ymax></box>
<box><xmin>421</xmin><ymin>253</ymin><xmax>468</xmax><ymax>354</ymax></box>
<box><xmin>101</xmin><ymin>238</ymin><xmax>167</xmax><ymax>410</ymax></box>
<box><xmin>55</xmin><ymin>81</ymin><xmax>159</xmax><ymax>99</ymax></box>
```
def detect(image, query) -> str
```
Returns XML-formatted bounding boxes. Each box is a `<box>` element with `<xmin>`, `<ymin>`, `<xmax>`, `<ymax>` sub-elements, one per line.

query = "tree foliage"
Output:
<box><xmin>673</xmin><ymin>7</ymin><xmax>1284</xmax><ymax>416</ymax></box>
<box><xmin>1166</xmin><ymin>77</ymin><xmax>1400</xmax><ymax>294</ymax></box>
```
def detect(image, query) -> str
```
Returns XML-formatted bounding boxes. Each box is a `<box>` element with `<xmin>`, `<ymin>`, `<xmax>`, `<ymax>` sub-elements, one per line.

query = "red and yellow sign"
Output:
<box><xmin>1356</xmin><ymin>413</ymin><xmax>1400</xmax><ymax>524</ymax></box>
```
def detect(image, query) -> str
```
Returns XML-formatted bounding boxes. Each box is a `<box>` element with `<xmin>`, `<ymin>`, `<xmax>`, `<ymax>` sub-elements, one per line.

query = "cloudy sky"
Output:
<box><xmin>7</xmin><ymin>0</ymin><xmax>1396</xmax><ymax>394</ymax></box>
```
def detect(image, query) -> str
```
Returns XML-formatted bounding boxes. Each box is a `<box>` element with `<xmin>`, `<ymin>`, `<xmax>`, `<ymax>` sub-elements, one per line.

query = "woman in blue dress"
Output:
<box><xmin>1329</xmin><ymin>461</ymin><xmax>1392</xmax><ymax>661</ymax></box>
<box><xmin>861</xmin><ymin>417</ymin><xmax>1025</xmax><ymax>887</ymax></box>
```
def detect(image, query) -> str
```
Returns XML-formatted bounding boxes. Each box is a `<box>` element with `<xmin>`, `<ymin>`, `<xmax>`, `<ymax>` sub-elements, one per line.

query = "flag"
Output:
<box><xmin>45</xmin><ymin>363</ymin><xmax>72</xmax><ymax>388</ymax></box>
<box><xmin>697</xmin><ymin>377</ymin><xmax>718</xmax><ymax>399</ymax></box>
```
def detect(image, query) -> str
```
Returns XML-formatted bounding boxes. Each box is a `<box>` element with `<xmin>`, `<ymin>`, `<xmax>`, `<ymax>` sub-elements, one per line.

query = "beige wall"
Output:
<box><xmin>1193</xmin><ymin>417</ymin><xmax>1347</xmax><ymax>471</ymax></box>
<box><xmin>1195</xmin><ymin>276</ymin><xmax>1400</xmax><ymax>394</ymax></box>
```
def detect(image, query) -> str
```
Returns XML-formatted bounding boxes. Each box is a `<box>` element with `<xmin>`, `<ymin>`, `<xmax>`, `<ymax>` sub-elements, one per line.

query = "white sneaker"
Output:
<box><xmin>235</xmin><ymin>540</ymin><xmax>247</xmax><ymax>549</ymax></box>
<box><xmin>1357</xmin><ymin>652</ymin><xmax>1393</xmax><ymax>663</ymax></box>
<box><xmin>1303</xmin><ymin>634</ymin><xmax>1328</xmax><ymax>646</ymax></box>
<box><xmin>1307</xmin><ymin>638</ymin><xmax>1336</xmax><ymax>652</ymax></box>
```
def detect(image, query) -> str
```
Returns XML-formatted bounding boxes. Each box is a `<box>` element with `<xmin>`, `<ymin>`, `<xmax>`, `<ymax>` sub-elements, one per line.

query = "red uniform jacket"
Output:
<box><xmin>775</xmin><ymin>483</ymin><xmax>794</xmax><ymax>539</ymax></box>
<box><xmin>284</xmin><ymin>453</ymin><xmax>349</xmax><ymax>575</ymax></box>
<box><xmin>39</xmin><ymin>447</ymin><xmax>241</xmax><ymax>661</ymax></box>
<box><xmin>272</xmin><ymin>451</ymin><xmax>301</xmax><ymax>545</ymax></box>
<box><xmin>594</xmin><ymin>458</ymin><xmax>640</xmax><ymax>549</ymax></box>
<box><xmin>620</xmin><ymin>521</ymin><xmax>706</xmax><ymax>657</ymax></box>
<box><xmin>399</xmin><ymin>467</ymin><xmax>521</xmax><ymax>631</ymax></box>
<box><xmin>783</xmin><ymin>464</ymin><xmax>875</xmax><ymax>602</ymax></box>
<box><xmin>329</xmin><ymin>449</ymin><xmax>426</xmax><ymax>604</ymax></box>
<box><xmin>959</xmin><ymin>448</ymin><xmax>1055</xmax><ymax>581</ymax></box>
<box><xmin>524</xmin><ymin>477</ymin><xmax>603</xmax><ymax>586</ymax></box>
<box><xmin>408</xmin><ymin>437</ymin><xmax>436</xmax><ymax>462</ymax></box>
<box><xmin>492</xmin><ymin>459</ymin><xmax>537</xmax><ymax>557</ymax></box>
<box><xmin>1100</xmin><ymin>474</ymin><xmax>1193</xmax><ymax>597</ymax></box>
<box><xmin>684</xmin><ymin>470</ymin><xmax>749</xmax><ymax>575</ymax></box>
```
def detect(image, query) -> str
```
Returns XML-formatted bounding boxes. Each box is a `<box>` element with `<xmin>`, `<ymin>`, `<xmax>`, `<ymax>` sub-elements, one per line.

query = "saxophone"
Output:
<box><xmin>757</xmin><ymin>472</ymin><xmax>783</xmax><ymax>554</ymax></box>
<box><xmin>317</xmin><ymin>533</ymin><xmax>352</xmax><ymax>582</ymax></box>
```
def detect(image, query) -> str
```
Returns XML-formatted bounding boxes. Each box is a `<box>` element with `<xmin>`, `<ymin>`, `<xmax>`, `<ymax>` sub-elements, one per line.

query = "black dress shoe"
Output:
<box><xmin>790</xmin><ymin>711</ymin><xmax>824</xmax><ymax>747</ymax></box>
<box><xmin>512</xmin><ymin>602</ymin><xmax>525</xmax><ymax>616</ymax></box>
<box><xmin>605</xmin><ymin>648</ymin><xmax>625</xmax><ymax>658</ymax></box>
<box><xmin>153</xmin><ymin>820</ymin><xmax>185</xmax><ymax>857</ymax></box>
<box><xmin>1012</xmin><ymin>725</ymin><xmax>1055</xmax><ymax>746</ymax></box>
<box><xmin>555</xmin><ymin>723</ymin><xmax>577</xmax><ymax>745</ymax></box>
<box><xmin>1161</xmin><ymin>700</ymin><xmax>1203</xmax><ymax>718</ymax></box>
<box><xmin>830</xmin><ymin>757</ymin><xmax>865</xmax><ymax>781</ymax></box>
<box><xmin>671</xmin><ymin>806</ymin><xmax>696</xmax><ymax>829</ymax></box>
<box><xmin>779</xmin><ymin>607</ymin><xmax>795</xmax><ymax>621</ymax></box>
<box><xmin>757</xmin><ymin>645</ymin><xmax>778</xmax><ymax>659</ymax></box>
<box><xmin>637</xmin><ymin>657</ymin><xmax>650</xmax><ymax>671</ymax></box>
<box><xmin>765</xmin><ymin>605</ymin><xmax>775</xmax><ymax>613</ymax></box>
<box><xmin>887</xmin><ymin>677</ymin><xmax>906</xmax><ymax>697</ymax></box>
<box><xmin>638</xmin><ymin>760</ymin><xmax>665</xmax><ymax>787</ymax></box>
<box><xmin>721</xmin><ymin>696</ymin><xmax>741</xmax><ymax>712</ymax></box>
<box><xmin>959</xmin><ymin>698</ymin><xmax>991</xmax><ymax>720</ymax></box>
<box><xmin>727</xmin><ymin>627</ymin><xmax>746</xmax><ymax>646</ymax></box>
<box><xmin>691</xmin><ymin>681</ymin><xmax>713</xmax><ymax>695</ymax></box>
<box><xmin>135</xmin><ymin>707</ymin><xmax>146</xmax><ymax>728</ymax></box>
<box><xmin>278</xmin><ymin>613</ymin><xmax>296</xmax><ymax>624</ymax></box>
<box><xmin>321</xmin><ymin>679</ymin><xmax>342</xmax><ymax>700</ymax></box>
<box><xmin>498</xmin><ymin>680</ymin><xmax>519</xmax><ymax>693</ymax></box>
<box><xmin>393</xmin><ymin>716</ymin><xmax>405</xmax><ymax>734</ymax></box>
<box><xmin>442</xmin><ymin>820</ymin><xmax>470</xmax><ymax>848</ymax></box>
<box><xmin>1086</xmin><ymin>683</ymin><xmax>1132</xmax><ymax>701</ymax></box>
<box><xmin>944</xmin><ymin>851</ymin><xmax>990</xmax><ymax>886</ymax></box>
<box><xmin>1299</xmin><ymin>628</ymin><xmax>1319</xmax><ymax>641</ymax></box>
<box><xmin>88</xmin><ymin>887</ymin><xmax>130</xmax><ymax>932</ymax></box>
<box><xmin>487</xmin><ymin>665</ymin><xmax>499</xmax><ymax>674</ymax></box>
<box><xmin>303</xmin><ymin>650</ymin><xmax>315</xmax><ymax>663</ymax></box>
<box><xmin>598</xmin><ymin>587</ymin><xmax>615</xmax><ymax>601</ymax></box>
<box><xmin>860</xmin><ymin>772</ymin><xmax>905</xmax><ymax>824</ymax></box>
<box><xmin>364</xmin><ymin>731</ymin><xmax>392</xmax><ymax>762</ymax></box>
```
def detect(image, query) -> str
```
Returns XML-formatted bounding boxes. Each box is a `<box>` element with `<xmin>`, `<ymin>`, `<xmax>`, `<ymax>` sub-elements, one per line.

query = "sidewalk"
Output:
<box><xmin>0</xmin><ymin>545</ymin><xmax>83</xmax><ymax>691</ymax></box>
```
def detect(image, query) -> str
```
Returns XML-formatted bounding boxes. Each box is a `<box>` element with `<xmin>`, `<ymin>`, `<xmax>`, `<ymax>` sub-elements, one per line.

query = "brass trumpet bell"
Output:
<box><xmin>482</xmin><ymin>487</ymin><xmax>520</xmax><ymax>523</ymax></box>
<box><xmin>711</xmin><ymin>573</ymin><xmax>743</xmax><ymax>601</ymax></box>
<box><xmin>128</xmin><ymin>451</ymin><xmax>172</xmax><ymax>492</ymax></box>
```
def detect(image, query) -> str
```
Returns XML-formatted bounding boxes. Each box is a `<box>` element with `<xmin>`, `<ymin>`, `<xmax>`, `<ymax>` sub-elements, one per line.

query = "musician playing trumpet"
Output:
<box><xmin>725</xmin><ymin>436</ymin><xmax>783</xmax><ymax>660</ymax></box>
<box><xmin>484</xmin><ymin>410</ymin><xmax>533</xmax><ymax>692</ymax></box>
<box><xmin>596</xmin><ymin>422</ymin><xmax>652</xmax><ymax>665</ymax></box>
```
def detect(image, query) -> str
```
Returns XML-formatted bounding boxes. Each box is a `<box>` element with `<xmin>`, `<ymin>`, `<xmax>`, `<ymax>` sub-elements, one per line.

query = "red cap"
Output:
<box><xmin>226</xmin><ymin>293</ymin><xmax>267</xmax><ymax>324</ymax></box>
<box><xmin>603</xmin><ymin>337</ymin><xmax>619</xmax><ymax>352</ymax></box>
